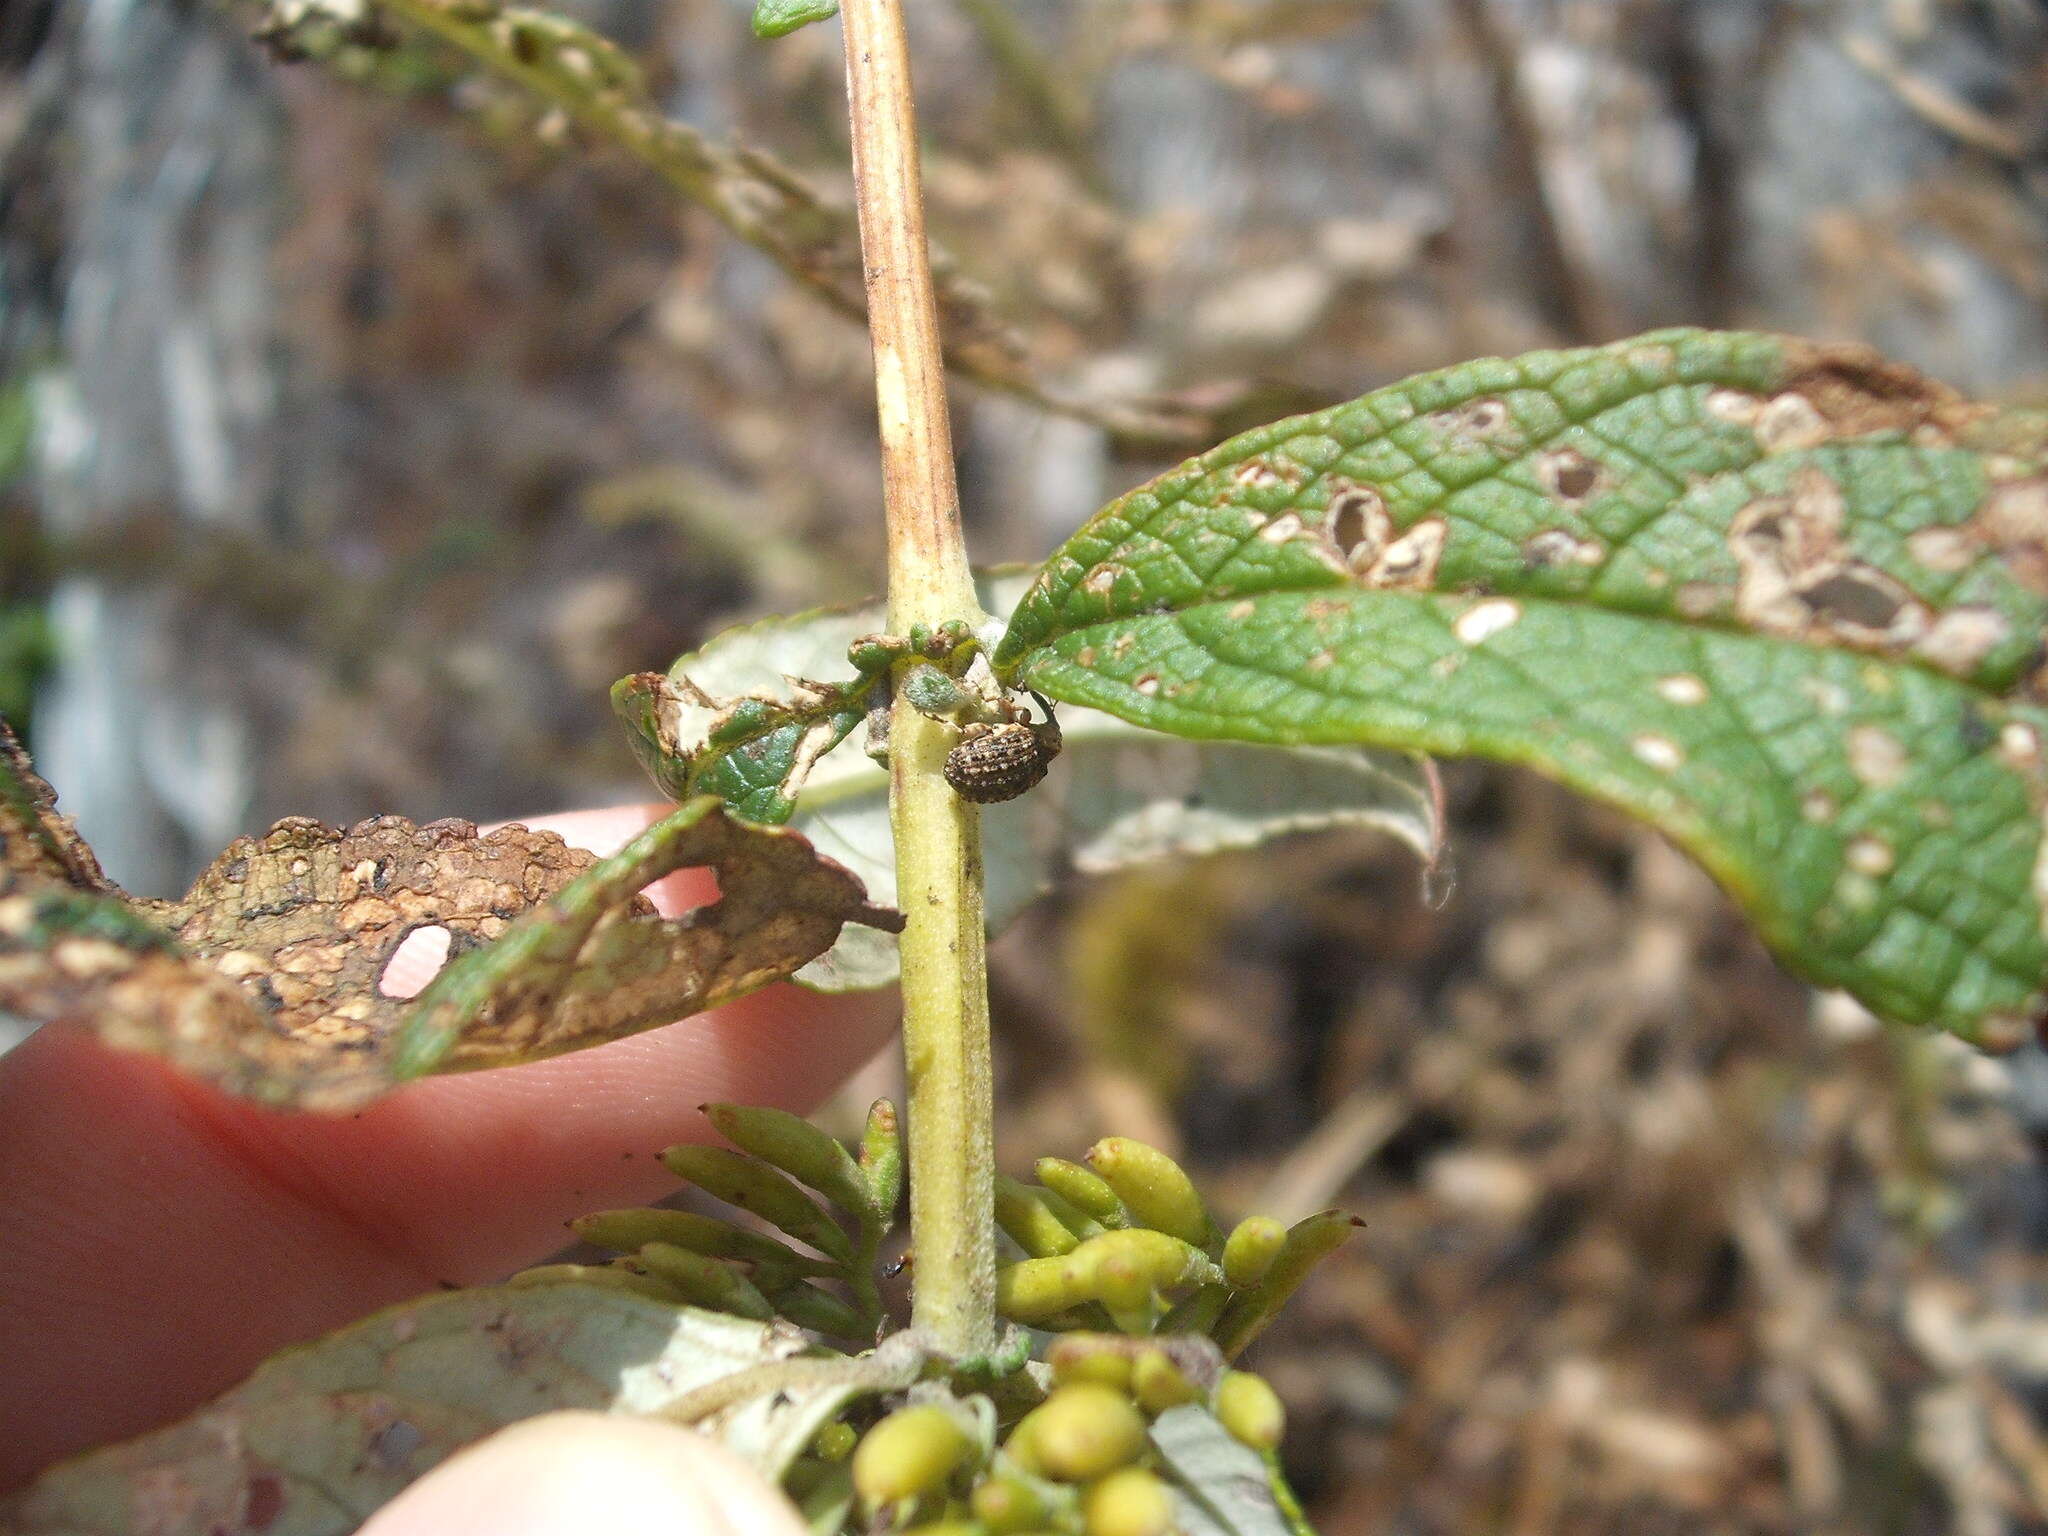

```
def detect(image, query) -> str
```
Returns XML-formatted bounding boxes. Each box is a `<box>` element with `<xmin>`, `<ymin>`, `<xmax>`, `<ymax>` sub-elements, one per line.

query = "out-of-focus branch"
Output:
<box><xmin>255</xmin><ymin>0</ymin><xmax>1243</xmax><ymax>450</ymax></box>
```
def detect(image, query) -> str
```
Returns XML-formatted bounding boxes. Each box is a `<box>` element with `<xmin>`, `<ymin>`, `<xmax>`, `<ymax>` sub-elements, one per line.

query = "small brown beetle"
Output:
<box><xmin>943</xmin><ymin>702</ymin><xmax>1062</xmax><ymax>804</ymax></box>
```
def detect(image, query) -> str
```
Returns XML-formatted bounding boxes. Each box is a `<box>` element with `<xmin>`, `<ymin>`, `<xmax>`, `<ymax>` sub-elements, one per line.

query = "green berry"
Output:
<box><xmin>1010</xmin><ymin>1385</ymin><xmax>1147</xmax><ymax>1482</ymax></box>
<box><xmin>1048</xmin><ymin>1336</ymin><xmax>1134</xmax><ymax>1390</ymax></box>
<box><xmin>1214</xmin><ymin>1371</ymin><xmax>1286</xmax><ymax>1451</ymax></box>
<box><xmin>1131</xmin><ymin>1349</ymin><xmax>1201</xmax><ymax>1415</ymax></box>
<box><xmin>1083</xmin><ymin>1468</ymin><xmax>1176</xmax><ymax>1536</ymax></box>
<box><xmin>854</xmin><ymin>1404</ymin><xmax>978</xmax><ymax>1508</ymax></box>
<box><xmin>1221</xmin><ymin>1215</ymin><xmax>1287</xmax><ymax>1290</ymax></box>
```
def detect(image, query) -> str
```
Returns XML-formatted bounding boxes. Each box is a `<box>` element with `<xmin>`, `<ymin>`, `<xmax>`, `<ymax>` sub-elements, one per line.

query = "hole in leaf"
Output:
<box><xmin>379</xmin><ymin>925</ymin><xmax>453</xmax><ymax>998</ymax></box>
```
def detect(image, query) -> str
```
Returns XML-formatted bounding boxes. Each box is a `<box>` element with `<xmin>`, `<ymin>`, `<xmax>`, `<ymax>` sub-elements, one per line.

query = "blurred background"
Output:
<box><xmin>6</xmin><ymin>0</ymin><xmax>2048</xmax><ymax>1529</ymax></box>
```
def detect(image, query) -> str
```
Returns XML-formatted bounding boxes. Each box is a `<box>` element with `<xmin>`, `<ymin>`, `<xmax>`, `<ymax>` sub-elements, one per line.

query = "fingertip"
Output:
<box><xmin>357</xmin><ymin>1413</ymin><xmax>808</xmax><ymax>1536</ymax></box>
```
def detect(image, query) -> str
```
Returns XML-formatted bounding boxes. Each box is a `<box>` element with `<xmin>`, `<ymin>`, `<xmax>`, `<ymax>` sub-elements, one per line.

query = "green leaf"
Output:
<box><xmin>622</xmin><ymin>573</ymin><xmax>1439</xmax><ymax>991</ymax></box>
<box><xmin>0</xmin><ymin>1285</ymin><xmax>852</xmax><ymax>1535</ymax></box>
<box><xmin>753</xmin><ymin>0</ymin><xmax>838</xmax><ymax>39</ymax></box>
<box><xmin>995</xmin><ymin>329</ymin><xmax>2048</xmax><ymax>1047</ymax></box>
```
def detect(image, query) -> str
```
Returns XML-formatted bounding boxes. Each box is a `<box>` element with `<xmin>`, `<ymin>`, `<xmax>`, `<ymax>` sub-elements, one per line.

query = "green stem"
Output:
<box><xmin>838</xmin><ymin>0</ymin><xmax>997</xmax><ymax>1361</ymax></box>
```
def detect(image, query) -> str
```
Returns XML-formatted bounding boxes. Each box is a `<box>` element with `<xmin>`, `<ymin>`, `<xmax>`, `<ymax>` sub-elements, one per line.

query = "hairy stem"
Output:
<box><xmin>839</xmin><ymin>0</ymin><xmax>997</xmax><ymax>1360</ymax></box>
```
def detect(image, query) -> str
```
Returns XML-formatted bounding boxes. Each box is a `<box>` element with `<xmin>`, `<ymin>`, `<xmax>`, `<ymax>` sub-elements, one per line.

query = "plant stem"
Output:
<box><xmin>838</xmin><ymin>0</ymin><xmax>997</xmax><ymax>1360</ymax></box>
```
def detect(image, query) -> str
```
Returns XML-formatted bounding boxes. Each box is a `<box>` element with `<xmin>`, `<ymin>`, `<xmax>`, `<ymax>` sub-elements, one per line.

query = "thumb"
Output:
<box><xmin>357</xmin><ymin>1412</ymin><xmax>810</xmax><ymax>1536</ymax></box>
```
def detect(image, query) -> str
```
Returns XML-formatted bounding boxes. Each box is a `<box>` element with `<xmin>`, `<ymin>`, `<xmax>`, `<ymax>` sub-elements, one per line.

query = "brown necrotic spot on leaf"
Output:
<box><xmin>1729</xmin><ymin>469</ymin><xmax>1930</xmax><ymax>651</ymax></box>
<box><xmin>1775</xmin><ymin>340</ymin><xmax>1984</xmax><ymax>443</ymax></box>
<box><xmin>1847</xmin><ymin>725</ymin><xmax>1909</xmax><ymax>788</ymax></box>
<box><xmin>1915</xmin><ymin>607</ymin><xmax>2013</xmax><ymax>677</ymax></box>
<box><xmin>1977</xmin><ymin>476</ymin><xmax>2048</xmax><ymax>593</ymax></box>
<box><xmin>1429</xmin><ymin>396</ymin><xmax>1516</xmax><ymax>451</ymax></box>
<box><xmin>1358</xmin><ymin>517</ymin><xmax>1447</xmax><ymax>590</ymax></box>
<box><xmin>1705</xmin><ymin>389</ymin><xmax>1764</xmax><ymax>427</ymax></box>
<box><xmin>1322</xmin><ymin>479</ymin><xmax>1392</xmax><ymax>575</ymax></box>
<box><xmin>1906</xmin><ymin>525</ymin><xmax>1977</xmax><ymax>573</ymax></box>
<box><xmin>1257</xmin><ymin>513</ymin><xmax>1306</xmax><ymax>545</ymax></box>
<box><xmin>1523</xmin><ymin>529</ymin><xmax>1606</xmax><ymax>570</ymax></box>
<box><xmin>1533</xmin><ymin>447</ymin><xmax>1605</xmax><ymax>506</ymax></box>
<box><xmin>1753</xmin><ymin>394</ymin><xmax>1832</xmax><ymax>455</ymax></box>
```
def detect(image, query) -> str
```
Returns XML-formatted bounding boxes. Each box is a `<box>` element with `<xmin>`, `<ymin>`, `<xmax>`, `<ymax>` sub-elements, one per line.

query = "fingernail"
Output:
<box><xmin>358</xmin><ymin>1411</ymin><xmax>808</xmax><ymax>1536</ymax></box>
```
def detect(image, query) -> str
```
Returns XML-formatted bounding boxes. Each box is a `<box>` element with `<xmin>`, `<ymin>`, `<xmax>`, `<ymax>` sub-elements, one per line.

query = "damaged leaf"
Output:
<box><xmin>1</xmin><ymin>717</ymin><xmax>114</xmax><ymax>893</ymax></box>
<box><xmin>0</xmin><ymin>1285</ymin><xmax>852</xmax><ymax>1536</ymax></box>
<box><xmin>395</xmin><ymin>794</ymin><xmax>900</xmax><ymax>1079</ymax></box>
<box><xmin>617</xmin><ymin>575</ymin><xmax>1439</xmax><ymax>991</ymax></box>
<box><xmin>996</xmin><ymin>329</ymin><xmax>2048</xmax><ymax>1046</ymax></box>
<box><xmin>612</xmin><ymin>615</ymin><xmax>881</xmax><ymax>825</ymax></box>
<box><xmin>2</xmin><ymin>727</ymin><xmax>898</xmax><ymax>1107</ymax></box>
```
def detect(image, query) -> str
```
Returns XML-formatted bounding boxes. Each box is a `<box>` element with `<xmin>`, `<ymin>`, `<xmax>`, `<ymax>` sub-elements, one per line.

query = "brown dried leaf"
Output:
<box><xmin>0</xmin><ymin>755</ymin><xmax>899</xmax><ymax>1109</ymax></box>
<box><xmin>392</xmin><ymin>795</ymin><xmax>903</xmax><ymax>1081</ymax></box>
<box><xmin>0</xmin><ymin>716</ymin><xmax>115</xmax><ymax>894</ymax></box>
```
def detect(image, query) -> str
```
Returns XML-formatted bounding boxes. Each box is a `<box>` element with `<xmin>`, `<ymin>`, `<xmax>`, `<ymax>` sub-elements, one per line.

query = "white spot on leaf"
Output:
<box><xmin>1753</xmin><ymin>392</ymin><xmax>1831</xmax><ymax>453</ymax></box>
<box><xmin>1656</xmin><ymin>675</ymin><xmax>1708</xmax><ymax>706</ymax></box>
<box><xmin>1632</xmin><ymin>735</ymin><xmax>1684</xmax><ymax>772</ymax></box>
<box><xmin>1846</xmin><ymin>725</ymin><xmax>1907</xmax><ymax>786</ymax></box>
<box><xmin>1454</xmin><ymin>599</ymin><xmax>1522</xmax><ymax>645</ymax></box>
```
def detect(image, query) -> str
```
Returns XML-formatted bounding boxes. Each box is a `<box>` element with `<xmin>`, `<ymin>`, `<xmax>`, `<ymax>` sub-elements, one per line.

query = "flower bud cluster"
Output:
<box><xmin>995</xmin><ymin>1136</ymin><xmax>1358</xmax><ymax>1358</ymax></box>
<box><xmin>512</xmin><ymin>1097</ymin><xmax>902</xmax><ymax>1343</ymax></box>
<box><xmin>845</xmin><ymin>1340</ymin><xmax>1289</xmax><ymax>1536</ymax></box>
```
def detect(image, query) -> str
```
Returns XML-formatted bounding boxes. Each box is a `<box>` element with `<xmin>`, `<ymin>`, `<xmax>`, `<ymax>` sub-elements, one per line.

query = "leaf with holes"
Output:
<box><xmin>616</xmin><ymin>574</ymin><xmax>1439</xmax><ymax>990</ymax></box>
<box><xmin>0</xmin><ymin>1284</ymin><xmax>859</xmax><ymax>1536</ymax></box>
<box><xmin>2</xmin><ymin>724</ymin><xmax>899</xmax><ymax>1108</ymax></box>
<box><xmin>994</xmin><ymin>329</ymin><xmax>2048</xmax><ymax>1047</ymax></box>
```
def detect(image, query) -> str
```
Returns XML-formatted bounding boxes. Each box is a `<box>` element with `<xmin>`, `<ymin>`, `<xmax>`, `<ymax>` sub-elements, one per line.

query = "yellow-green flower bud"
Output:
<box><xmin>1214</xmin><ymin>1371</ymin><xmax>1286</xmax><ymax>1451</ymax></box>
<box><xmin>572</xmin><ymin>1208</ymin><xmax>835</xmax><ymax>1275</ymax></box>
<box><xmin>1010</xmin><ymin>1384</ymin><xmax>1147</xmax><ymax>1482</ymax></box>
<box><xmin>634</xmin><ymin>1243</ymin><xmax>774</xmax><ymax>1320</ymax></box>
<box><xmin>861</xmin><ymin>1099</ymin><xmax>904</xmax><ymax>1216</ymax></box>
<box><xmin>854</xmin><ymin>1404</ymin><xmax>978</xmax><ymax>1508</ymax></box>
<box><xmin>504</xmin><ymin>1262</ymin><xmax>682</xmax><ymax>1303</ymax></box>
<box><xmin>970</xmin><ymin>1472</ymin><xmax>1054</xmax><ymax>1532</ymax></box>
<box><xmin>996</xmin><ymin>1253</ymin><xmax>1087</xmax><ymax>1324</ymax></box>
<box><xmin>1081</xmin><ymin>1227</ymin><xmax>1222</xmax><ymax>1294</ymax></box>
<box><xmin>997</xmin><ymin>1229</ymin><xmax>1220</xmax><ymax>1324</ymax></box>
<box><xmin>1213</xmin><ymin>1209</ymin><xmax>1360</xmax><ymax>1359</ymax></box>
<box><xmin>1131</xmin><ymin>1349</ymin><xmax>1201</xmax><ymax>1415</ymax></box>
<box><xmin>1083</xmin><ymin>1468</ymin><xmax>1176</xmax><ymax>1536</ymax></box>
<box><xmin>703</xmin><ymin>1102</ymin><xmax>874</xmax><ymax>1220</ymax></box>
<box><xmin>898</xmin><ymin>1523</ymin><xmax>988</xmax><ymax>1536</ymax></box>
<box><xmin>760</xmin><ymin>1277</ymin><xmax>872</xmax><ymax>1340</ymax></box>
<box><xmin>996</xmin><ymin>1177</ymin><xmax>1082</xmax><ymax>1257</ymax></box>
<box><xmin>1221</xmin><ymin>1216</ymin><xmax>1287</xmax><ymax>1290</ymax></box>
<box><xmin>1036</xmin><ymin>1157</ymin><xmax>1128</xmax><ymax>1227</ymax></box>
<box><xmin>812</xmin><ymin>1420</ymin><xmax>858</xmax><ymax>1462</ymax></box>
<box><xmin>1048</xmin><ymin>1335</ymin><xmax>1135</xmax><ymax>1390</ymax></box>
<box><xmin>1085</xmin><ymin>1138</ymin><xmax>1212</xmax><ymax>1246</ymax></box>
<box><xmin>661</xmin><ymin>1143</ymin><xmax>855</xmax><ymax>1264</ymax></box>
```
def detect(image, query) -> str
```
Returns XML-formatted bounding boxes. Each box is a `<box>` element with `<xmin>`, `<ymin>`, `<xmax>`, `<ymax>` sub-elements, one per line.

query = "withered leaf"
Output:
<box><xmin>0</xmin><ymin>717</ymin><xmax>115</xmax><ymax>894</ymax></box>
<box><xmin>393</xmin><ymin>795</ymin><xmax>903</xmax><ymax>1080</ymax></box>
<box><xmin>1</xmin><ymin>726</ymin><xmax>900</xmax><ymax>1109</ymax></box>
